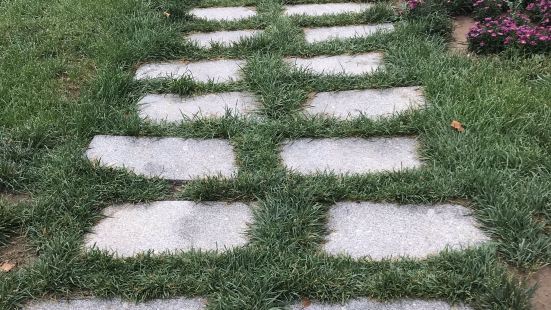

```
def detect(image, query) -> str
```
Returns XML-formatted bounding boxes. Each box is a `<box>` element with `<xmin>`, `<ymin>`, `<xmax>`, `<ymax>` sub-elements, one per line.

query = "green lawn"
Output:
<box><xmin>1</xmin><ymin>0</ymin><xmax>550</xmax><ymax>309</ymax></box>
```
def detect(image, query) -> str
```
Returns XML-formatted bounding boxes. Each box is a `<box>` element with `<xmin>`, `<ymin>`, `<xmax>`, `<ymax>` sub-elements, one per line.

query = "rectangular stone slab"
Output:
<box><xmin>26</xmin><ymin>298</ymin><xmax>206</xmax><ymax>310</ymax></box>
<box><xmin>304</xmin><ymin>86</ymin><xmax>425</xmax><ymax>119</ymax></box>
<box><xmin>304</xmin><ymin>24</ymin><xmax>394</xmax><ymax>43</ymax></box>
<box><xmin>280</xmin><ymin>137</ymin><xmax>422</xmax><ymax>175</ymax></box>
<box><xmin>135</xmin><ymin>59</ymin><xmax>245</xmax><ymax>82</ymax></box>
<box><xmin>86</xmin><ymin>136</ymin><xmax>237</xmax><ymax>180</ymax></box>
<box><xmin>285</xmin><ymin>53</ymin><xmax>383</xmax><ymax>76</ymax></box>
<box><xmin>284</xmin><ymin>3</ymin><xmax>372</xmax><ymax>16</ymax></box>
<box><xmin>138</xmin><ymin>92</ymin><xmax>259</xmax><ymax>123</ymax></box>
<box><xmin>290</xmin><ymin>299</ymin><xmax>472</xmax><ymax>310</ymax></box>
<box><xmin>189</xmin><ymin>7</ymin><xmax>257</xmax><ymax>21</ymax></box>
<box><xmin>324</xmin><ymin>202</ymin><xmax>489</xmax><ymax>260</ymax></box>
<box><xmin>187</xmin><ymin>30</ymin><xmax>263</xmax><ymax>48</ymax></box>
<box><xmin>84</xmin><ymin>201</ymin><xmax>253</xmax><ymax>257</ymax></box>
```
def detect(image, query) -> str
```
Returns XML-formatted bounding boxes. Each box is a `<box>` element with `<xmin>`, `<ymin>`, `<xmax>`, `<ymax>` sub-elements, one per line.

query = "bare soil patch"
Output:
<box><xmin>0</xmin><ymin>193</ymin><xmax>31</xmax><ymax>204</ymax></box>
<box><xmin>529</xmin><ymin>266</ymin><xmax>551</xmax><ymax>310</ymax></box>
<box><xmin>451</xmin><ymin>16</ymin><xmax>476</xmax><ymax>53</ymax></box>
<box><xmin>0</xmin><ymin>235</ymin><xmax>37</xmax><ymax>272</ymax></box>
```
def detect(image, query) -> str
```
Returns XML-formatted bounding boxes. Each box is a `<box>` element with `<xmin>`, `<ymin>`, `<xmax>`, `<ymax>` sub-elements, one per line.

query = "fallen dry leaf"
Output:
<box><xmin>451</xmin><ymin>120</ymin><xmax>465</xmax><ymax>132</ymax></box>
<box><xmin>1</xmin><ymin>262</ymin><xmax>16</xmax><ymax>272</ymax></box>
<box><xmin>301</xmin><ymin>298</ymin><xmax>312</xmax><ymax>308</ymax></box>
<box><xmin>163</xmin><ymin>11</ymin><xmax>171</xmax><ymax>17</ymax></box>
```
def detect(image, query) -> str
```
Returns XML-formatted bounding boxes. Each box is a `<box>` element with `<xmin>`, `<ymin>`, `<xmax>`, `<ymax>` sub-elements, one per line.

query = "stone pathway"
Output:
<box><xmin>283</xmin><ymin>3</ymin><xmax>373</xmax><ymax>17</ymax></box>
<box><xmin>138</xmin><ymin>92</ymin><xmax>259</xmax><ymax>123</ymax></box>
<box><xmin>135</xmin><ymin>59</ymin><xmax>244</xmax><ymax>82</ymax></box>
<box><xmin>304</xmin><ymin>86</ymin><xmax>425</xmax><ymax>119</ymax></box>
<box><xmin>189</xmin><ymin>7</ymin><xmax>256</xmax><ymax>21</ymax></box>
<box><xmin>30</xmin><ymin>1</ymin><xmax>490</xmax><ymax>308</ymax></box>
<box><xmin>26</xmin><ymin>298</ymin><xmax>206</xmax><ymax>310</ymax></box>
<box><xmin>285</xmin><ymin>53</ymin><xmax>384</xmax><ymax>75</ymax></box>
<box><xmin>290</xmin><ymin>299</ymin><xmax>471</xmax><ymax>310</ymax></box>
<box><xmin>324</xmin><ymin>202</ymin><xmax>488</xmax><ymax>259</ymax></box>
<box><xmin>187</xmin><ymin>29</ymin><xmax>263</xmax><ymax>48</ymax></box>
<box><xmin>86</xmin><ymin>136</ymin><xmax>237</xmax><ymax>180</ymax></box>
<box><xmin>27</xmin><ymin>298</ymin><xmax>469</xmax><ymax>310</ymax></box>
<box><xmin>304</xmin><ymin>24</ymin><xmax>394</xmax><ymax>43</ymax></box>
<box><xmin>280</xmin><ymin>137</ymin><xmax>422</xmax><ymax>175</ymax></box>
<box><xmin>137</xmin><ymin>87</ymin><xmax>424</xmax><ymax>123</ymax></box>
<box><xmin>85</xmin><ymin>201</ymin><xmax>252</xmax><ymax>257</ymax></box>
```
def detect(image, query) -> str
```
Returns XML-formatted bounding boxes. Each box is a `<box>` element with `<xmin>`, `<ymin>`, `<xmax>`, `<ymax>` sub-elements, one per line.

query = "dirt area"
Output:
<box><xmin>450</xmin><ymin>16</ymin><xmax>476</xmax><ymax>53</ymax></box>
<box><xmin>0</xmin><ymin>193</ymin><xmax>35</xmax><ymax>272</ymax></box>
<box><xmin>0</xmin><ymin>192</ymin><xmax>31</xmax><ymax>205</ymax></box>
<box><xmin>0</xmin><ymin>235</ymin><xmax>37</xmax><ymax>272</ymax></box>
<box><xmin>529</xmin><ymin>266</ymin><xmax>551</xmax><ymax>310</ymax></box>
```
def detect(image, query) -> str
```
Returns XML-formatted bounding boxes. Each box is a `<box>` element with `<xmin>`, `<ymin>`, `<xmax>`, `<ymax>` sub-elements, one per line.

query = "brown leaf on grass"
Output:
<box><xmin>163</xmin><ymin>11</ymin><xmax>171</xmax><ymax>17</ymax></box>
<box><xmin>301</xmin><ymin>298</ymin><xmax>312</xmax><ymax>308</ymax></box>
<box><xmin>1</xmin><ymin>262</ymin><xmax>16</xmax><ymax>272</ymax></box>
<box><xmin>451</xmin><ymin>120</ymin><xmax>465</xmax><ymax>132</ymax></box>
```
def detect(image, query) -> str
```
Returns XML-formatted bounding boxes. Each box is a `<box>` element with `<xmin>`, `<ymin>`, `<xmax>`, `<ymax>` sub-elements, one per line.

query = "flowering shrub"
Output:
<box><xmin>468</xmin><ymin>14</ymin><xmax>551</xmax><ymax>52</ymax></box>
<box><xmin>407</xmin><ymin>0</ymin><xmax>424</xmax><ymax>10</ymax></box>
<box><xmin>405</xmin><ymin>0</ymin><xmax>551</xmax><ymax>54</ymax></box>
<box><xmin>526</xmin><ymin>0</ymin><xmax>551</xmax><ymax>25</ymax></box>
<box><xmin>473</xmin><ymin>0</ymin><xmax>508</xmax><ymax>19</ymax></box>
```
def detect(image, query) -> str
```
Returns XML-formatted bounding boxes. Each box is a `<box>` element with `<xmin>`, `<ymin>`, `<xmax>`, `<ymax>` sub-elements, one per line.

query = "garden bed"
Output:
<box><xmin>406</xmin><ymin>0</ymin><xmax>550</xmax><ymax>53</ymax></box>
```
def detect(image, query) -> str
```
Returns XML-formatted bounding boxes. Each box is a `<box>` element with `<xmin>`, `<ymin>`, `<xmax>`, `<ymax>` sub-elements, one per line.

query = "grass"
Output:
<box><xmin>0</xmin><ymin>0</ymin><xmax>550</xmax><ymax>309</ymax></box>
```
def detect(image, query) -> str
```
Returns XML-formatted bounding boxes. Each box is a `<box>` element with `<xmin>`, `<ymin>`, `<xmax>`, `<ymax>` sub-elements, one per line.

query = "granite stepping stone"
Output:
<box><xmin>85</xmin><ymin>136</ymin><xmax>237</xmax><ymax>181</ymax></box>
<box><xmin>290</xmin><ymin>298</ymin><xmax>472</xmax><ymax>309</ymax></box>
<box><xmin>85</xmin><ymin>201</ymin><xmax>253</xmax><ymax>257</ymax></box>
<box><xmin>280</xmin><ymin>137</ymin><xmax>421</xmax><ymax>175</ymax></box>
<box><xmin>285</xmin><ymin>53</ymin><xmax>383</xmax><ymax>76</ymax></box>
<box><xmin>138</xmin><ymin>92</ymin><xmax>259</xmax><ymax>123</ymax></box>
<box><xmin>304</xmin><ymin>86</ymin><xmax>425</xmax><ymax>119</ymax></box>
<box><xmin>26</xmin><ymin>298</ymin><xmax>206</xmax><ymax>309</ymax></box>
<box><xmin>324</xmin><ymin>202</ymin><xmax>489</xmax><ymax>260</ymax></box>
<box><xmin>189</xmin><ymin>7</ymin><xmax>256</xmax><ymax>21</ymax></box>
<box><xmin>304</xmin><ymin>24</ymin><xmax>394</xmax><ymax>43</ymax></box>
<box><xmin>135</xmin><ymin>59</ymin><xmax>245</xmax><ymax>82</ymax></box>
<box><xmin>187</xmin><ymin>29</ymin><xmax>263</xmax><ymax>48</ymax></box>
<box><xmin>284</xmin><ymin>3</ymin><xmax>372</xmax><ymax>17</ymax></box>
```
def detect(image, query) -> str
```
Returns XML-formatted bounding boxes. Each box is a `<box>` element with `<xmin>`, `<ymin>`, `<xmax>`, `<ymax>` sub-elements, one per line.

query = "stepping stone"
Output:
<box><xmin>285</xmin><ymin>53</ymin><xmax>383</xmax><ymax>76</ymax></box>
<box><xmin>280</xmin><ymin>137</ymin><xmax>421</xmax><ymax>175</ymax></box>
<box><xmin>135</xmin><ymin>59</ymin><xmax>245</xmax><ymax>82</ymax></box>
<box><xmin>291</xmin><ymin>298</ymin><xmax>471</xmax><ymax>309</ymax></box>
<box><xmin>85</xmin><ymin>201</ymin><xmax>253</xmax><ymax>257</ymax></box>
<box><xmin>187</xmin><ymin>30</ymin><xmax>263</xmax><ymax>48</ymax></box>
<box><xmin>86</xmin><ymin>136</ymin><xmax>237</xmax><ymax>181</ymax></box>
<box><xmin>304</xmin><ymin>24</ymin><xmax>394</xmax><ymax>44</ymax></box>
<box><xmin>324</xmin><ymin>202</ymin><xmax>489</xmax><ymax>260</ymax></box>
<box><xmin>26</xmin><ymin>298</ymin><xmax>205</xmax><ymax>309</ymax></box>
<box><xmin>189</xmin><ymin>7</ymin><xmax>256</xmax><ymax>21</ymax></box>
<box><xmin>304</xmin><ymin>86</ymin><xmax>425</xmax><ymax>119</ymax></box>
<box><xmin>284</xmin><ymin>3</ymin><xmax>372</xmax><ymax>17</ymax></box>
<box><xmin>138</xmin><ymin>92</ymin><xmax>259</xmax><ymax>123</ymax></box>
